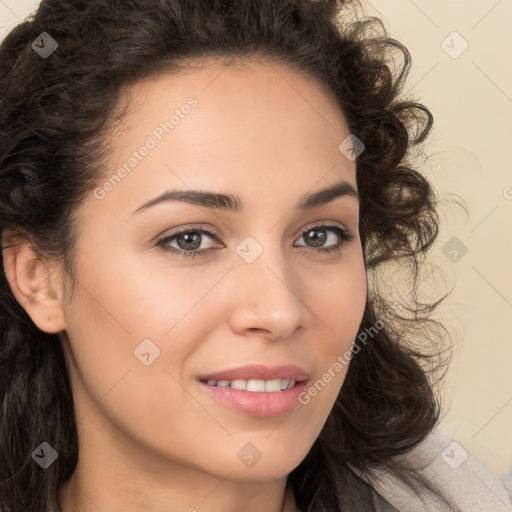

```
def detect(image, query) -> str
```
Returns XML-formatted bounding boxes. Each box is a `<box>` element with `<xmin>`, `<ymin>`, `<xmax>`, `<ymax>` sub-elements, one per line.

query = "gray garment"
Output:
<box><xmin>373</xmin><ymin>493</ymin><xmax>400</xmax><ymax>511</ymax></box>
<box><xmin>356</xmin><ymin>430</ymin><xmax>512</xmax><ymax>512</ymax></box>
<box><xmin>502</xmin><ymin>465</ymin><xmax>512</xmax><ymax>506</ymax></box>
<box><xmin>368</xmin><ymin>479</ymin><xmax>401</xmax><ymax>512</ymax></box>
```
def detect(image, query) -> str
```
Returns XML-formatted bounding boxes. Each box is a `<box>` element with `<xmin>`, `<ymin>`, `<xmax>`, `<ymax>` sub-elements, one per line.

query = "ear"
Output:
<box><xmin>2</xmin><ymin>230</ymin><xmax>66</xmax><ymax>333</ymax></box>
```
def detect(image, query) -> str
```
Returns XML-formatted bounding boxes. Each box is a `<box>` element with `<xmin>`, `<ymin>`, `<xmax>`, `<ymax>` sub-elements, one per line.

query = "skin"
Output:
<box><xmin>2</xmin><ymin>58</ymin><xmax>367</xmax><ymax>512</ymax></box>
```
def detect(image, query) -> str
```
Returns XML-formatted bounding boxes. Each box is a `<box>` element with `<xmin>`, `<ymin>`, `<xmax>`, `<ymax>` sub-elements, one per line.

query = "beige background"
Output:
<box><xmin>1</xmin><ymin>0</ymin><xmax>511</xmax><ymax>473</ymax></box>
<box><xmin>361</xmin><ymin>0</ymin><xmax>512</xmax><ymax>474</ymax></box>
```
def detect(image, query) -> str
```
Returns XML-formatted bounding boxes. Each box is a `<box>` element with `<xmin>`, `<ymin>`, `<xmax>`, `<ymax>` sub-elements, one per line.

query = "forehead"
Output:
<box><xmin>84</xmin><ymin>58</ymin><xmax>357</xmax><ymax>222</ymax></box>
<box><xmin>115</xmin><ymin>56</ymin><xmax>349</xmax><ymax>144</ymax></box>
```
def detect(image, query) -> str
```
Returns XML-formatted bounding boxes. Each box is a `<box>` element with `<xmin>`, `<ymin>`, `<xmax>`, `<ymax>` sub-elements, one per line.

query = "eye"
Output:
<box><xmin>155</xmin><ymin>223</ymin><xmax>355</xmax><ymax>259</ymax></box>
<box><xmin>294</xmin><ymin>224</ymin><xmax>355</xmax><ymax>255</ymax></box>
<box><xmin>156</xmin><ymin>225</ymin><xmax>221</xmax><ymax>259</ymax></box>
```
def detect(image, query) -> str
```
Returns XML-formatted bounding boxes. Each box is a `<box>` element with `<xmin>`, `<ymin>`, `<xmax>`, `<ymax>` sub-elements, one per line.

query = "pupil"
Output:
<box><xmin>178</xmin><ymin>232</ymin><xmax>201</xmax><ymax>250</ymax></box>
<box><xmin>306</xmin><ymin>229</ymin><xmax>326</xmax><ymax>247</ymax></box>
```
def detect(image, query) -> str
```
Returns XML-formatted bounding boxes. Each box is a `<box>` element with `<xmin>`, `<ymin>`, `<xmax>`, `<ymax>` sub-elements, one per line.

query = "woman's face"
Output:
<box><xmin>59</xmin><ymin>59</ymin><xmax>367</xmax><ymax>483</ymax></box>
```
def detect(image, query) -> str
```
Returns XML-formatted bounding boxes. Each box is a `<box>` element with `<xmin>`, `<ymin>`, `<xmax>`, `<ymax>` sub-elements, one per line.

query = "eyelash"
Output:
<box><xmin>156</xmin><ymin>223</ymin><xmax>355</xmax><ymax>260</ymax></box>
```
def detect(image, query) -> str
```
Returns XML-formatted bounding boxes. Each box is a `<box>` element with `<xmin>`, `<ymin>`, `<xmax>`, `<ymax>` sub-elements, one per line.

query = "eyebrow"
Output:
<box><xmin>132</xmin><ymin>179</ymin><xmax>359</xmax><ymax>215</ymax></box>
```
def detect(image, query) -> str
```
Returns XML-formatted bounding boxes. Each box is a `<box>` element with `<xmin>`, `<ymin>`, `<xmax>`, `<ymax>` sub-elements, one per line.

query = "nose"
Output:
<box><xmin>226</xmin><ymin>244</ymin><xmax>309</xmax><ymax>341</ymax></box>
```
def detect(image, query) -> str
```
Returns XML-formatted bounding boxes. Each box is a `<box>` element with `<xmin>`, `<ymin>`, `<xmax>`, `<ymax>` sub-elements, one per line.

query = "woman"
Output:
<box><xmin>0</xmin><ymin>0</ymin><xmax>508</xmax><ymax>511</ymax></box>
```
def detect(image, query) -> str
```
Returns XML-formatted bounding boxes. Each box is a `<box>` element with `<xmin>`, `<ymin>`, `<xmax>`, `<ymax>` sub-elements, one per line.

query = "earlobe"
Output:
<box><xmin>2</xmin><ymin>232</ymin><xmax>66</xmax><ymax>334</ymax></box>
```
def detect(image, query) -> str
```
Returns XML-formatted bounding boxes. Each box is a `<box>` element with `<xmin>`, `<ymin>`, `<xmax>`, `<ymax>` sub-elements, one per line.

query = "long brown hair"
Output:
<box><xmin>0</xmin><ymin>1</ymin><xmax>454</xmax><ymax>510</ymax></box>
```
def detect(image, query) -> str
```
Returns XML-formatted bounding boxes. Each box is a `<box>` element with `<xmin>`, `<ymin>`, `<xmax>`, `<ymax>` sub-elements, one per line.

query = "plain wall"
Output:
<box><xmin>364</xmin><ymin>0</ymin><xmax>512</xmax><ymax>473</ymax></box>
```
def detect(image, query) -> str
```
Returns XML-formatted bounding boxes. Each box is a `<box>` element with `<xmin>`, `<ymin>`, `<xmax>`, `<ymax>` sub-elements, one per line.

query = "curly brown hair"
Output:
<box><xmin>0</xmin><ymin>0</ymin><xmax>454</xmax><ymax>510</ymax></box>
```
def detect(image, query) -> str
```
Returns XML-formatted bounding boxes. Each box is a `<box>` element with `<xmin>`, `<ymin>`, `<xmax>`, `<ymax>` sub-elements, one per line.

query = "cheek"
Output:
<box><xmin>293</xmin><ymin>256</ymin><xmax>366</xmax><ymax>428</ymax></box>
<box><xmin>311</xmin><ymin>256</ymin><xmax>367</xmax><ymax>353</ymax></box>
<box><xmin>62</xmin><ymin>268</ymin><xmax>210</xmax><ymax>464</ymax></box>
<box><xmin>109</xmin><ymin>256</ymin><xmax>231</xmax><ymax>337</ymax></box>
<box><xmin>69</xmin><ymin>243</ymin><xmax>225</xmax><ymax>341</ymax></box>
<box><xmin>61</xmin><ymin>249</ymin><xmax>228</xmax><ymax>423</ymax></box>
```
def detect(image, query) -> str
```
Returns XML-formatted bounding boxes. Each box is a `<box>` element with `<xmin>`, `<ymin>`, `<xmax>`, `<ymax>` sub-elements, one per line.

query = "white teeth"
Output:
<box><xmin>205</xmin><ymin>378</ymin><xmax>296</xmax><ymax>392</ymax></box>
<box><xmin>230</xmin><ymin>379</ymin><xmax>246</xmax><ymax>390</ymax></box>
<box><xmin>265</xmin><ymin>379</ymin><xmax>282</xmax><ymax>392</ymax></box>
<box><xmin>247</xmin><ymin>379</ymin><xmax>265</xmax><ymax>392</ymax></box>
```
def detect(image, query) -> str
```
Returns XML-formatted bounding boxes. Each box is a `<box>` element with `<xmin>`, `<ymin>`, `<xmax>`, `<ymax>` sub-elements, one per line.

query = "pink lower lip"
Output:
<box><xmin>198</xmin><ymin>379</ymin><xmax>308</xmax><ymax>417</ymax></box>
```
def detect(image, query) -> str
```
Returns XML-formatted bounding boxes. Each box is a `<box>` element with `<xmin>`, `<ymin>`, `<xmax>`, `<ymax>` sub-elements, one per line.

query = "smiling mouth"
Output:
<box><xmin>197</xmin><ymin>376</ymin><xmax>309</xmax><ymax>417</ymax></box>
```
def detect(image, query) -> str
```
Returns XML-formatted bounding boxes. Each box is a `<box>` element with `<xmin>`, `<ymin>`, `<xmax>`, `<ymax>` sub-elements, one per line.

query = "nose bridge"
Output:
<box><xmin>229</xmin><ymin>232</ymin><xmax>306</xmax><ymax>337</ymax></box>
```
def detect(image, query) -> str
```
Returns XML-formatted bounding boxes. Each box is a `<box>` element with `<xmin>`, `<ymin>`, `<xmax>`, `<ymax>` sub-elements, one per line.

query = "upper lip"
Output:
<box><xmin>198</xmin><ymin>364</ymin><xmax>310</xmax><ymax>382</ymax></box>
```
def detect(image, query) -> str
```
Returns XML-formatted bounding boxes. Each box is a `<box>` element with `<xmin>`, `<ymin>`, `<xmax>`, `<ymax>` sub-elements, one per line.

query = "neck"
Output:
<box><xmin>57</xmin><ymin>423</ymin><xmax>300</xmax><ymax>512</ymax></box>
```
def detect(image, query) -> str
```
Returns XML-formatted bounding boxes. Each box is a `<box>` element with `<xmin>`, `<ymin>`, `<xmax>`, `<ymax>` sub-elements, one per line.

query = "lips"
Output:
<box><xmin>197</xmin><ymin>363</ymin><xmax>310</xmax><ymax>383</ymax></box>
